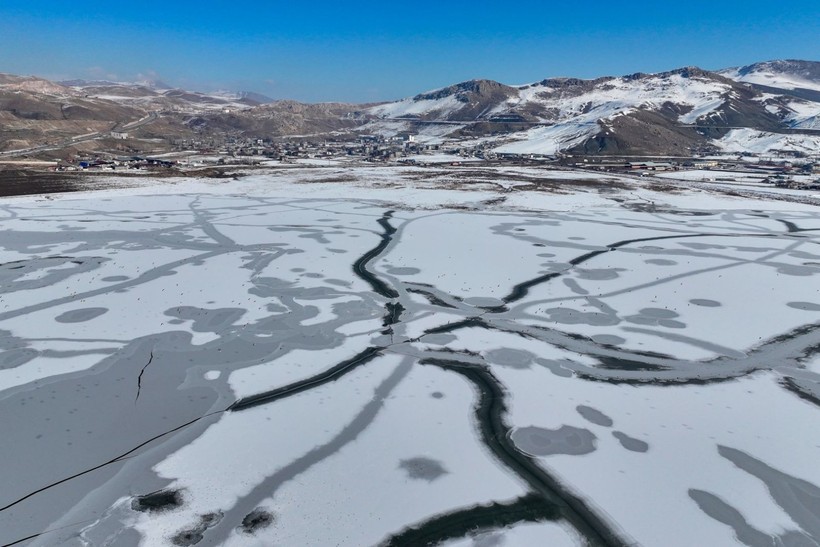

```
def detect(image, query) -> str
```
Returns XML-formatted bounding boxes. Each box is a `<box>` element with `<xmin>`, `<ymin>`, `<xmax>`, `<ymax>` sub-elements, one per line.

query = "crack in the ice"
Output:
<box><xmin>0</xmin><ymin>412</ymin><xmax>223</xmax><ymax>514</ymax></box>
<box><xmin>202</xmin><ymin>357</ymin><xmax>415</xmax><ymax>544</ymax></box>
<box><xmin>414</xmin><ymin>357</ymin><xmax>630</xmax><ymax>547</ymax></box>
<box><xmin>229</xmin><ymin>346</ymin><xmax>385</xmax><ymax>412</ymax></box>
<box><xmin>501</xmin><ymin>230</ymin><xmax>819</xmax><ymax>305</ymax></box>
<box><xmin>380</xmin><ymin>493</ymin><xmax>559</xmax><ymax>547</ymax></box>
<box><xmin>4</xmin><ymin>200</ymin><xmax>820</xmax><ymax>544</ymax></box>
<box><xmin>352</xmin><ymin>210</ymin><xmax>399</xmax><ymax>299</ymax></box>
<box><xmin>135</xmin><ymin>350</ymin><xmax>154</xmax><ymax>404</ymax></box>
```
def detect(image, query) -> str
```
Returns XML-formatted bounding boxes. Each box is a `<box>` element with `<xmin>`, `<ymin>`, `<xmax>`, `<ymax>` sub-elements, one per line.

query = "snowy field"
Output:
<box><xmin>1</xmin><ymin>168</ymin><xmax>819</xmax><ymax>546</ymax></box>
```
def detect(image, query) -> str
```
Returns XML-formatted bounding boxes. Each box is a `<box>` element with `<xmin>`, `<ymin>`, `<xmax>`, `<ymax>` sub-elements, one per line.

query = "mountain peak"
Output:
<box><xmin>413</xmin><ymin>79</ymin><xmax>513</xmax><ymax>102</ymax></box>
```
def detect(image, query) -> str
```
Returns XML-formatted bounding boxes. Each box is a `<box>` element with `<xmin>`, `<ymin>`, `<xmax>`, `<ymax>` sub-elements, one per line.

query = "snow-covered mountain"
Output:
<box><xmin>364</xmin><ymin>63</ymin><xmax>820</xmax><ymax>155</ymax></box>
<box><xmin>1</xmin><ymin>60</ymin><xmax>818</xmax><ymax>157</ymax></box>
<box><xmin>720</xmin><ymin>60</ymin><xmax>820</xmax><ymax>94</ymax></box>
<box><xmin>59</xmin><ymin>80</ymin><xmax>268</xmax><ymax>111</ymax></box>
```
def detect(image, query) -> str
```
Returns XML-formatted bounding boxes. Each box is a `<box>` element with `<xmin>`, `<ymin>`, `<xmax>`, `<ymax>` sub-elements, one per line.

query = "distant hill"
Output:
<box><xmin>363</xmin><ymin>62</ymin><xmax>820</xmax><ymax>156</ymax></box>
<box><xmin>2</xmin><ymin>60</ymin><xmax>819</xmax><ymax>157</ymax></box>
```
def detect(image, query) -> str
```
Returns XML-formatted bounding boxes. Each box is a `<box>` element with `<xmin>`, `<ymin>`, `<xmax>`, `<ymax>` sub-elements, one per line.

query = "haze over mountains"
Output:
<box><xmin>1</xmin><ymin>60</ymin><xmax>818</xmax><ymax>158</ymax></box>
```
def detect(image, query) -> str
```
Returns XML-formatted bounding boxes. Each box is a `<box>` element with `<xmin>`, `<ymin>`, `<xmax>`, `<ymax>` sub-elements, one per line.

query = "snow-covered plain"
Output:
<box><xmin>1</xmin><ymin>168</ymin><xmax>819</xmax><ymax>547</ymax></box>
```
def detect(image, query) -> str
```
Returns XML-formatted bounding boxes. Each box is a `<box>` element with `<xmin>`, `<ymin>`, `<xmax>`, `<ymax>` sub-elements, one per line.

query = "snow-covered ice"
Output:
<box><xmin>1</xmin><ymin>169</ymin><xmax>819</xmax><ymax>546</ymax></box>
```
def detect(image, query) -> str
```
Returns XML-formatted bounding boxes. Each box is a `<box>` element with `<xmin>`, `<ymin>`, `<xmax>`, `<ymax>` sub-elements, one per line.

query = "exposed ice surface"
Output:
<box><xmin>1</xmin><ymin>171</ymin><xmax>819</xmax><ymax>546</ymax></box>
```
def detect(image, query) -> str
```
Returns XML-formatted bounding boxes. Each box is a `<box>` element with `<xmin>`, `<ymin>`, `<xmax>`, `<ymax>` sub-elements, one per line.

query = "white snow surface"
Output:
<box><xmin>721</xmin><ymin>67</ymin><xmax>820</xmax><ymax>93</ymax></box>
<box><xmin>718</xmin><ymin>128</ymin><xmax>820</xmax><ymax>154</ymax></box>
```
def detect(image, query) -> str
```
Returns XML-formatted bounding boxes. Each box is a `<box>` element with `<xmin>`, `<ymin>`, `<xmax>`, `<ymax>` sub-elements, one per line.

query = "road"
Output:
<box><xmin>0</xmin><ymin>111</ymin><xmax>159</xmax><ymax>158</ymax></box>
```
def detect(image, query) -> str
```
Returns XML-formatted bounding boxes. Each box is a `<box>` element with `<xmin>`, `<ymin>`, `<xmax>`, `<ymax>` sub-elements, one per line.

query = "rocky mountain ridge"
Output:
<box><xmin>1</xmin><ymin>60</ymin><xmax>818</xmax><ymax>158</ymax></box>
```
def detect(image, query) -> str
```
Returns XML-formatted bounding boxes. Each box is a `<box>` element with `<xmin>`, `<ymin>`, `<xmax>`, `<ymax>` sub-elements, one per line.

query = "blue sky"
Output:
<box><xmin>1</xmin><ymin>1</ymin><xmax>817</xmax><ymax>102</ymax></box>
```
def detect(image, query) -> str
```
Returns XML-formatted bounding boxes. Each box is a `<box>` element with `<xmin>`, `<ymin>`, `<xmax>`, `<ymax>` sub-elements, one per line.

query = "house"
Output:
<box><xmin>626</xmin><ymin>162</ymin><xmax>674</xmax><ymax>171</ymax></box>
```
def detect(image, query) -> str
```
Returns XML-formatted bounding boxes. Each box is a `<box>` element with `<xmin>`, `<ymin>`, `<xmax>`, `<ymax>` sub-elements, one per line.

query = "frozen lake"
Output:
<box><xmin>1</xmin><ymin>172</ymin><xmax>819</xmax><ymax>546</ymax></box>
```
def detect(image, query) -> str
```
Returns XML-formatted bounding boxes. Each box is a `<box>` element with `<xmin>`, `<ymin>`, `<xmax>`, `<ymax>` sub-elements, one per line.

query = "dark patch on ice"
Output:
<box><xmin>269</xmin><ymin>226</ymin><xmax>333</xmax><ymax>244</ymax></box>
<box><xmin>464</xmin><ymin>296</ymin><xmax>505</xmax><ymax>308</ymax></box>
<box><xmin>535</xmin><ymin>358</ymin><xmax>574</xmax><ymax>378</ymax></box>
<box><xmin>54</xmin><ymin>307</ymin><xmax>108</xmax><ymax>323</ymax></box>
<box><xmin>690</xmin><ymin>299</ymin><xmax>722</xmax><ymax>307</ymax></box>
<box><xmin>576</xmin><ymin>405</ymin><xmax>614</xmax><ymax>427</ymax></box>
<box><xmin>777</xmin><ymin>265</ymin><xmax>819</xmax><ymax>276</ymax></box>
<box><xmin>239</xmin><ymin>508</ymin><xmax>275</xmax><ymax>534</ymax></box>
<box><xmin>400</xmin><ymin>457</ymin><xmax>448</xmax><ymax>482</ymax></box>
<box><xmin>485</xmin><ymin>348</ymin><xmax>535</xmax><ymax>370</ymax></box>
<box><xmin>645</xmin><ymin>259</ymin><xmax>678</xmax><ymax>266</ymax></box>
<box><xmin>576</xmin><ymin>268</ymin><xmax>624</xmax><ymax>281</ymax></box>
<box><xmin>473</xmin><ymin>531</ymin><xmax>506</xmax><ymax>546</ymax></box>
<box><xmin>689</xmin><ymin>489</ymin><xmax>771</xmax><ymax>547</ymax></box>
<box><xmin>386</xmin><ymin>266</ymin><xmax>421</xmax><ymax>276</ymax></box>
<box><xmin>0</xmin><ymin>256</ymin><xmax>108</xmax><ymax>294</ymax></box>
<box><xmin>383</xmin><ymin>302</ymin><xmax>405</xmax><ymax>327</ymax></box>
<box><xmin>591</xmin><ymin>334</ymin><xmax>626</xmax><ymax>346</ymax></box>
<box><xmin>422</xmin><ymin>333</ymin><xmax>458</xmax><ymax>345</ymax></box>
<box><xmin>596</xmin><ymin>355</ymin><xmax>667</xmax><ymax>371</ymax></box>
<box><xmin>679</xmin><ymin>242</ymin><xmax>726</xmax><ymax>250</ymax></box>
<box><xmin>612</xmin><ymin>431</ymin><xmax>649</xmax><ymax>452</ymax></box>
<box><xmin>131</xmin><ymin>489</ymin><xmax>183</xmax><ymax>513</ymax></box>
<box><xmin>689</xmin><ymin>490</ymin><xmax>816</xmax><ymax>547</ymax></box>
<box><xmin>639</xmin><ymin>308</ymin><xmax>679</xmax><ymax>319</ymax></box>
<box><xmin>164</xmin><ymin>306</ymin><xmax>245</xmax><ymax>333</ymax></box>
<box><xmin>780</xmin><ymin>377</ymin><xmax>820</xmax><ymax>408</ymax></box>
<box><xmin>406</xmin><ymin>287</ymin><xmax>458</xmax><ymax>309</ymax></box>
<box><xmin>718</xmin><ymin>445</ymin><xmax>820</xmax><ymax>539</ymax></box>
<box><xmin>431</xmin><ymin>391</ymin><xmax>445</xmax><ymax>399</ymax></box>
<box><xmin>563</xmin><ymin>278</ymin><xmax>589</xmax><ymax>295</ymax></box>
<box><xmin>625</xmin><ymin>308</ymin><xmax>686</xmax><ymax>329</ymax></box>
<box><xmin>333</xmin><ymin>299</ymin><xmax>379</xmax><ymax>319</ymax></box>
<box><xmin>790</xmin><ymin>250</ymin><xmax>820</xmax><ymax>260</ymax></box>
<box><xmin>101</xmin><ymin>275</ymin><xmax>130</xmax><ymax>282</ymax></box>
<box><xmin>0</xmin><ymin>347</ymin><xmax>38</xmax><ymax>369</ymax></box>
<box><xmin>511</xmin><ymin>425</ymin><xmax>597</xmax><ymax>457</ymax></box>
<box><xmin>171</xmin><ymin>512</ymin><xmax>222</xmax><ymax>546</ymax></box>
<box><xmin>787</xmin><ymin>302</ymin><xmax>820</xmax><ymax>312</ymax></box>
<box><xmin>733</xmin><ymin>246</ymin><xmax>770</xmax><ymax>254</ymax></box>
<box><xmin>542</xmin><ymin>307</ymin><xmax>620</xmax><ymax>327</ymax></box>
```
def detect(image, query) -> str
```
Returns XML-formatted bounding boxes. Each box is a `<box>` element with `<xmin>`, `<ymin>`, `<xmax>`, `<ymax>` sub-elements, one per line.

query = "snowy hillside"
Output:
<box><xmin>492</xmin><ymin>69</ymin><xmax>735</xmax><ymax>154</ymax></box>
<box><xmin>718</xmin><ymin>128</ymin><xmax>820</xmax><ymax>154</ymax></box>
<box><xmin>370</xmin><ymin>69</ymin><xmax>732</xmax><ymax>126</ymax></box>
<box><xmin>0</xmin><ymin>73</ymin><xmax>75</xmax><ymax>96</ymax></box>
<box><xmin>721</xmin><ymin>60</ymin><xmax>820</xmax><ymax>93</ymax></box>
<box><xmin>61</xmin><ymin>81</ymin><xmax>261</xmax><ymax>112</ymax></box>
<box><xmin>364</xmin><ymin>62</ymin><xmax>820</xmax><ymax>156</ymax></box>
